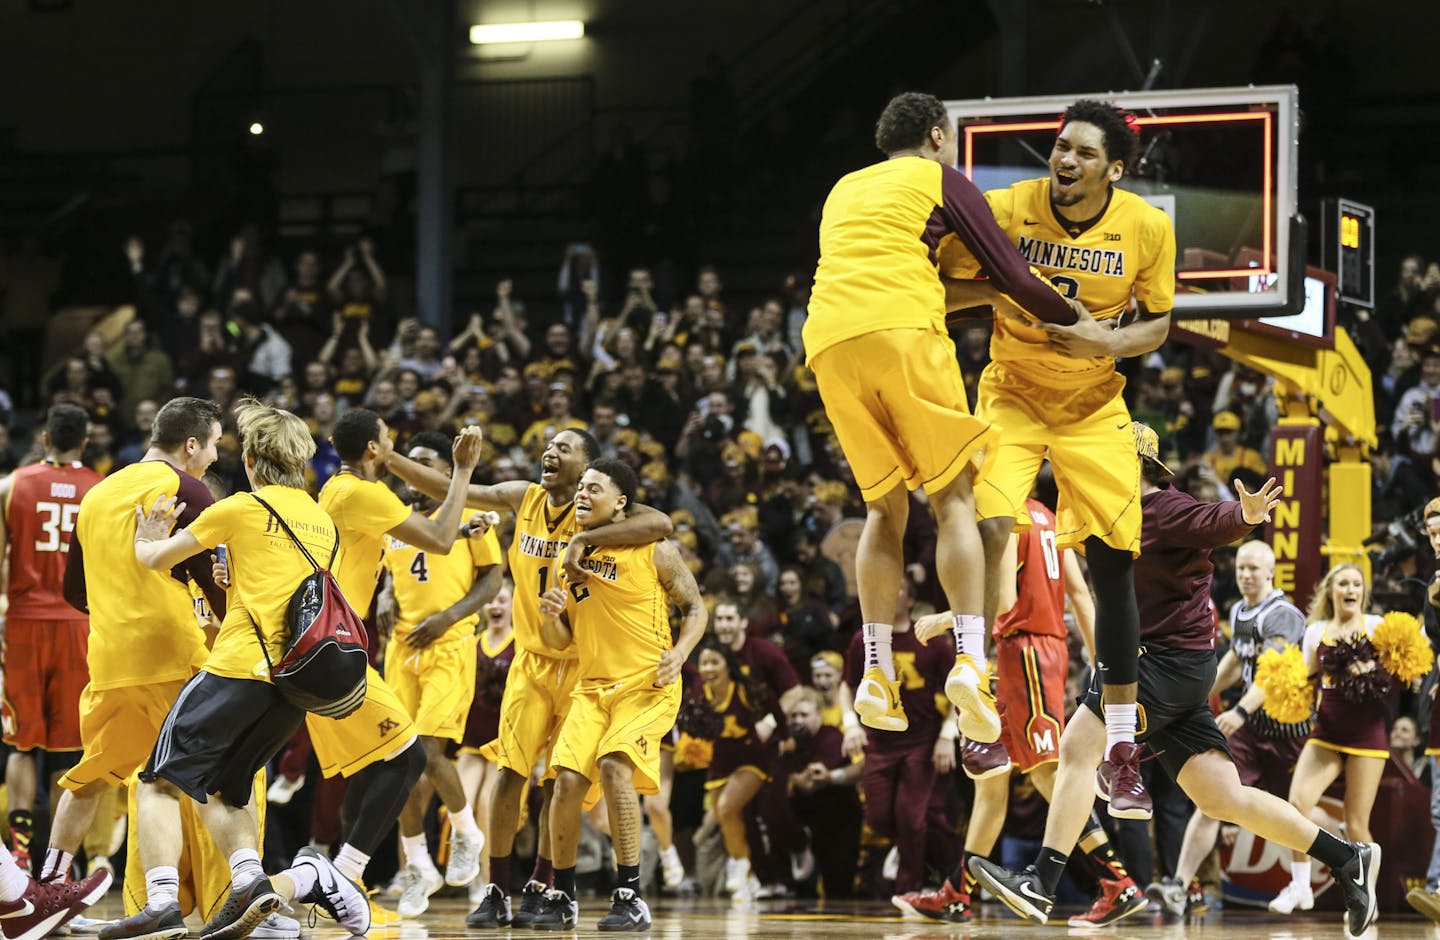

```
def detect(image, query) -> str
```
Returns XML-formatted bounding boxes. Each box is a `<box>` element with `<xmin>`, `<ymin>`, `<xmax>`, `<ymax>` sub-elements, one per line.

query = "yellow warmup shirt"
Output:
<box><xmin>383</xmin><ymin>510</ymin><xmax>503</xmax><ymax>644</ymax></box>
<box><xmin>946</xmin><ymin>178</ymin><xmax>1175</xmax><ymax>388</ymax></box>
<box><xmin>805</xmin><ymin>156</ymin><xmax>1074</xmax><ymax>362</ymax></box>
<box><xmin>509</xmin><ymin>483</ymin><xmax>579</xmax><ymax>658</ymax></box>
<box><xmin>319</xmin><ymin>472</ymin><xmax>411</xmax><ymax>616</ymax></box>
<box><xmin>187</xmin><ymin>485</ymin><xmax>339</xmax><ymax>682</ymax></box>
<box><xmin>70</xmin><ymin>460</ymin><xmax>216</xmax><ymax>690</ymax></box>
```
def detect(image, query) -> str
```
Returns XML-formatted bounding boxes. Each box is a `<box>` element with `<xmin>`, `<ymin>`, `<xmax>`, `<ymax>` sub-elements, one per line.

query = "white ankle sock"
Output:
<box><xmin>1103</xmin><ymin>703</ymin><xmax>1137</xmax><ymax>759</ymax></box>
<box><xmin>952</xmin><ymin>614</ymin><xmax>987</xmax><ymax>668</ymax></box>
<box><xmin>861</xmin><ymin>623</ymin><xmax>895</xmax><ymax>681</ymax></box>
<box><xmin>229</xmin><ymin>848</ymin><xmax>264</xmax><ymax>889</ymax></box>
<box><xmin>0</xmin><ymin>854</ymin><xmax>27</xmax><ymax>903</ymax></box>
<box><xmin>400</xmin><ymin>834</ymin><xmax>431</xmax><ymax>870</ymax></box>
<box><xmin>451</xmin><ymin>802</ymin><xmax>481</xmax><ymax>837</ymax></box>
<box><xmin>333</xmin><ymin>843</ymin><xmax>370</xmax><ymax>882</ymax></box>
<box><xmin>146</xmin><ymin>866</ymin><xmax>180</xmax><ymax>908</ymax></box>
<box><xmin>1291</xmin><ymin>861</ymin><xmax>1311</xmax><ymax>890</ymax></box>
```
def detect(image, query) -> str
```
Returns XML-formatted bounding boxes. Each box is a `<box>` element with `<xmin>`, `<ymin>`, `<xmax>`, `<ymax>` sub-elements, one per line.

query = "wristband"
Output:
<box><xmin>841</xmin><ymin>710</ymin><xmax>860</xmax><ymax>733</ymax></box>
<box><xmin>1233</xmin><ymin>705</ymin><xmax>1250</xmax><ymax>721</ymax></box>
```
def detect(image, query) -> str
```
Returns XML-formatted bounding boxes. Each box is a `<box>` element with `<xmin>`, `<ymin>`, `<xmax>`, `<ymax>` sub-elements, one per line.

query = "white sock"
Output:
<box><xmin>284</xmin><ymin>862</ymin><xmax>318</xmax><ymax>902</ymax></box>
<box><xmin>146</xmin><ymin>866</ymin><xmax>180</xmax><ymax>909</ymax></box>
<box><xmin>953</xmin><ymin>614</ymin><xmax>987</xmax><ymax>668</ymax></box>
<box><xmin>401</xmin><ymin>834</ymin><xmax>432</xmax><ymax>870</ymax></box>
<box><xmin>1291</xmin><ymin>860</ymin><xmax>1311</xmax><ymax>890</ymax></box>
<box><xmin>451</xmin><ymin>802</ymin><xmax>481</xmax><ymax>837</ymax></box>
<box><xmin>0</xmin><ymin>852</ymin><xmax>27</xmax><ymax>903</ymax></box>
<box><xmin>41</xmin><ymin>849</ymin><xmax>72</xmax><ymax>883</ymax></box>
<box><xmin>333</xmin><ymin>843</ymin><xmax>370</xmax><ymax>882</ymax></box>
<box><xmin>861</xmin><ymin>623</ymin><xmax>895</xmax><ymax>681</ymax></box>
<box><xmin>1103</xmin><ymin>703</ymin><xmax>1137</xmax><ymax>759</ymax></box>
<box><xmin>229</xmin><ymin>848</ymin><xmax>265</xmax><ymax>889</ymax></box>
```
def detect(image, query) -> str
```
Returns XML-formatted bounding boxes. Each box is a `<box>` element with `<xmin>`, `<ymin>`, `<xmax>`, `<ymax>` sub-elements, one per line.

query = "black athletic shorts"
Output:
<box><xmin>140</xmin><ymin>671</ymin><xmax>305</xmax><ymax>807</ymax></box>
<box><xmin>1081</xmin><ymin>644</ymin><xmax>1230</xmax><ymax>781</ymax></box>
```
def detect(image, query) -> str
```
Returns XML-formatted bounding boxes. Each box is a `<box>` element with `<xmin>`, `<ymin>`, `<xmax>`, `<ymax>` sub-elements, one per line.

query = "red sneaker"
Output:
<box><xmin>960</xmin><ymin>737</ymin><xmax>1012</xmax><ymax>780</ymax></box>
<box><xmin>1100</xmin><ymin>742</ymin><xmax>1152</xmax><ymax>820</ymax></box>
<box><xmin>1067</xmin><ymin>878</ymin><xmax>1148</xmax><ymax>927</ymax></box>
<box><xmin>891</xmin><ymin>879</ymin><xmax>971</xmax><ymax>923</ymax></box>
<box><xmin>0</xmin><ymin>868</ymin><xmax>112</xmax><ymax>940</ymax></box>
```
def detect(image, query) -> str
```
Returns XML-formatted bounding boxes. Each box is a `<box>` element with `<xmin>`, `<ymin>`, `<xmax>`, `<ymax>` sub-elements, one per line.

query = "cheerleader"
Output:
<box><xmin>696</xmin><ymin>636</ymin><xmax>780</xmax><ymax>901</ymax></box>
<box><xmin>1271</xmin><ymin>565</ymin><xmax>1388</xmax><ymax>914</ymax></box>
<box><xmin>456</xmin><ymin>580</ymin><xmax>515</xmax><ymax>901</ymax></box>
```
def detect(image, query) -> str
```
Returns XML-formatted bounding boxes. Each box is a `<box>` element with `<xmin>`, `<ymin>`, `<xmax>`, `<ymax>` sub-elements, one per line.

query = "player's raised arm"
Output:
<box><xmin>654</xmin><ymin>539</ymin><xmax>705</xmax><ymax>687</ymax></box>
<box><xmin>563</xmin><ymin>502</ymin><xmax>674</xmax><ymax>584</ymax></box>
<box><xmin>388</xmin><ymin>444</ymin><xmax>530</xmax><ymax>515</ymax></box>
<box><xmin>385</xmin><ymin>427</ymin><xmax>487</xmax><ymax>554</ymax></box>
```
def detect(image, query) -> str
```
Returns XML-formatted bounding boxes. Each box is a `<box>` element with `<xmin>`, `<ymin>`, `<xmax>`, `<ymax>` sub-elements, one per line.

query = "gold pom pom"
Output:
<box><xmin>1374</xmin><ymin>610</ymin><xmax>1433</xmax><ymax>684</ymax></box>
<box><xmin>674</xmin><ymin>733</ymin><xmax>713</xmax><ymax>772</ymax></box>
<box><xmin>1255</xmin><ymin>644</ymin><xmax>1314</xmax><ymax>725</ymax></box>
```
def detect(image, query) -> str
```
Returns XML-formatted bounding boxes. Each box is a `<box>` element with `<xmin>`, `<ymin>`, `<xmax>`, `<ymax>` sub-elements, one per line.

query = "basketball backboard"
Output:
<box><xmin>945</xmin><ymin>85</ymin><xmax>1301</xmax><ymax>319</ymax></box>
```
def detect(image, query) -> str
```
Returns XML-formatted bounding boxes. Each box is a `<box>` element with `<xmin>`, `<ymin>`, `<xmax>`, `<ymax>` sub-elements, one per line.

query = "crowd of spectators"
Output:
<box><xmin>1</xmin><ymin>227</ymin><xmax>1437</xmax><ymax>900</ymax></box>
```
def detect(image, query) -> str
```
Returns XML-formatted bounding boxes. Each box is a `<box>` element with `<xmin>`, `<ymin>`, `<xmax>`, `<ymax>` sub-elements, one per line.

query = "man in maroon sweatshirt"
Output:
<box><xmin>971</xmin><ymin>424</ymin><xmax>1382</xmax><ymax>939</ymax></box>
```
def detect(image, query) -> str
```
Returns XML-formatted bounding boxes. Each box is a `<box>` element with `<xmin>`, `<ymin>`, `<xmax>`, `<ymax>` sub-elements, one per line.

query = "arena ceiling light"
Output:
<box><xmin>469</xmin><ymin>20</ymin><xmax>585</xmax><ymax>45</ymax></box>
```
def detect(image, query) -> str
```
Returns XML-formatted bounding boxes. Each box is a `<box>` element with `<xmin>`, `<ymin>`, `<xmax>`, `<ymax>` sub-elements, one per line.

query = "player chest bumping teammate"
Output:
<box><xmin>804</xmin><ymin>91</ymin><xmax>1080</xmax><ymax>745</ymax></box>
<box><xmin>386</xmin><ymin>429</ymin><xmax>672</xmax><ymax>929</ymax></box>
<box><xmin>934</xmin><ymin>100</ymin><xmax>1176</xmax><ymax>818</ymax></box>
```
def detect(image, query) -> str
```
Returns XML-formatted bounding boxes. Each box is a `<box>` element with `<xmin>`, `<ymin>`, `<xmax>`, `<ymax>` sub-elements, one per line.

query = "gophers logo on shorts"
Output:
<box><xmin>377</xmin><ymin>717</ymin><xmax>400</xmax><ymax>737</ymax></box>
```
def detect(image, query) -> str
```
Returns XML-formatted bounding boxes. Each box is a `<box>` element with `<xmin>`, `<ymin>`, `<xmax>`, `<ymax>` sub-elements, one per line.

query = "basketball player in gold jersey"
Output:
<box><xmin>280</xmin><ymin>410</ymin><xmax>484</xmax><ymax>922</ymax></box>
<box><xmin>934</xmin><ymin>100</ymin><xmax>1176</xmax><ymax>819</ymax></box>
<box><xmin>532</xmin><ymin>458</ymin><xmax>706</xmax><ymax>931</ymax></box>
<box><xmin>381</xmin><ymin>432</ymin><xmax>504</xmax><ymax>916</ymax></box>
<box><xmin>387</xmin><ymin>428</ymin><xmax>673</xmax><ymax>928</ymax></box>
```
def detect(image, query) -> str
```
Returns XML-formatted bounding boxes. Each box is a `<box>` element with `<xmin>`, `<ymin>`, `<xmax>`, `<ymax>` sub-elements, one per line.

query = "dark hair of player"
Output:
<box><xmin>874</xmin><ymin>92</ymin><xmax>950</xmax><ymax>156</ymax></box>
<box><xmin>587</xmin><ymin>457</ymin><xmax>638</xmax><ymax>510</ymax></box>
<box><xmin>332</xmin><ymin>408</ymin><xmax>381</xmax><ymax>462</ymax></box>
<box><xmin>1059</xmin><ymin>99</ymin><xmax>1140</xmax><ymax>174</ymax></box>
<box><xmin>46</xmin><ymin>403</ymin><xmax>90</xmax><ymax>453</ymax></box>
<box><xmin>1140</xmin><ymin>456</ymin><xmax>1171</xmax><ymax>486</ymax></box>
<box><xmin>561</xmin><ymin>427</ymin><xmax>601</xmax><ymax>464</ymax></box>
<box><xmin>150</xmin><ymin>397</ymin><xmax>223</xmax><ymax>451</ymax></box>
<box><xmin>408</xmin><ymin>431</ymin><xmax>454</xmax><ymax>468</ymax></box>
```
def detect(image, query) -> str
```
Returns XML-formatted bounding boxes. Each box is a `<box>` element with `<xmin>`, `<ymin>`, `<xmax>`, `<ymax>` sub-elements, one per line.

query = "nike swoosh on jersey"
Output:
<box><xmin>1024</xmin><ymin>219</ymin><xmax>1041</xmax><ymax>225</ymax></box>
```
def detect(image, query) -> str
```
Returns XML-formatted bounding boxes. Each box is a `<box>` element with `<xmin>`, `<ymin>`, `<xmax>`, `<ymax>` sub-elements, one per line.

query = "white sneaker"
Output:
<box><xmin>724</xmin><ymin>857</ymin><xmax>751</xmax><ymax>895</ymax></box>
<box><xmin>266</xmin><ymin>775</ymin><xmax>306</xmax><ymax>806</ymax></box>
<box><xmin>290</xmin><ymin>846</ymin><xmax>371</xmax><ymax>936</ymax></box>
<box><xmin>1268</xmin><ymin>880</ymin><xmax>1315</xmax><ymax>913</ymax></box>
<box><xmin>395</xmin><ymin>863</ymin><xmax>444</xmax><ymax>918</ymax></box>
<box><xmin>250</xmin><ymin>912</ymin><xmax>301</xmax><ymax>940</ymax></box>
<box><xmin>659</xmin><ymin>844</ymin><xmax>685</xmax><ymax>891</ymax></box>
<box><xmin>732</xmin><ymin>873</ymin><xmax>761</xmax><ymax>903</ymax></box>
<box><xmin>790</xmin><ymin>845</ymin><xmax>815</xmax><ymax>882</ymax></box>
<box><xmin>67</xmin><ymin>916</ymin><xmax>111</xmax><ymax>936</ymax></box>
<box><xmin>882</xmin><ymin>845</ymin><xmax>900</xmax><ymax>881</ymax></box>
<box><xmin>446</xmin><ymin>827</ymin><xmax>484</xmax><ymax>886</ymax></box>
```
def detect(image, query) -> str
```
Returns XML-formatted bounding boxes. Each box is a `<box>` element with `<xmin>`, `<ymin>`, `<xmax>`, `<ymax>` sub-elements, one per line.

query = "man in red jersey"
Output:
<box><xmin>0</xmin><ymin>404</ymin><xmax>101</xmax><ymax>872</ymax></box>
<box><xmin>972</xmin><ymin>425</ymin><xmax>1383</xmax><ymax>940</ymax></box>
<box><xmin>895</xmin><ymin>494</ymin><xmax>1141</xmax><ymax>926</ymax></box>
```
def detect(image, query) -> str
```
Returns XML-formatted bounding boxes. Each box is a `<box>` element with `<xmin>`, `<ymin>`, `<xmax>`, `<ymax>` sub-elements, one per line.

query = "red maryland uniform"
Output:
<box><xmin>993</xmin><ymin>499</ymin><xmax>1072</xmax><ymax>772</ymax></box>
<box><xmin>3</xmin><ymin>460</ymin><xmax>102</xmax><ymax>751</ymax></box>
<box><xmin>993</xmin><ymin>500</ymin><xmax>1067</xmax><ymax>640</ymax></box>
<box><xmin>5</xmin><ymin>461</ymin><xmax>101</xmax><ymax>620</ymax></box>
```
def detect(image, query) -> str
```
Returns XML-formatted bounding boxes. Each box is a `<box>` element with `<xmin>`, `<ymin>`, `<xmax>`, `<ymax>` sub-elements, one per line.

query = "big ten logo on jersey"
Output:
<box><xmin>577</xmin><ymin>553</ymin><xmax>619</xmax><ymax>583</ymax></box>
<box><xmin>893</xmin><ymin>652</ymin><xmax>926</xmax><ymax>691</ymax></box>
<box><xmin>34</xmin><ymin>501</ymin><xmax>79</xmax><ymax>553</ymax></box>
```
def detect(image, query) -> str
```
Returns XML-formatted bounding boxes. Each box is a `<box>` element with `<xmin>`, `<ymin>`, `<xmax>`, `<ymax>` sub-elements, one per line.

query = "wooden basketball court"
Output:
<box><xmin>79</xmin><ymin>893</ymin><xmax>1430</xmax><ymax>938</ymax></box>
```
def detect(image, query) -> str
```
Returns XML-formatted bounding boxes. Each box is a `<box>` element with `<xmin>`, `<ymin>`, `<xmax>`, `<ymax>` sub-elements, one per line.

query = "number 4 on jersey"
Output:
<box><xmin>410</xmin><ymin>552</ymin><xmax>429</xmax><ymax>583</ymax></box>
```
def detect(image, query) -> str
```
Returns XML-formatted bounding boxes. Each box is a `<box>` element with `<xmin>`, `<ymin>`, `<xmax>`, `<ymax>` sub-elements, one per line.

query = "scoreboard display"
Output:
<box><xmin>1323</xmin><ymin>198</ymin><xmax>1375</xmax><ymax>310</ymax></box>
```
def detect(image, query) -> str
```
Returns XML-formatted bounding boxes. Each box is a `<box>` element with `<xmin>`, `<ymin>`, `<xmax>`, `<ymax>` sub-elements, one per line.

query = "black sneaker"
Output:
<box><xmin>510</xmin><ymin>879</ymin><xmax>547</xmax><ymax>927</ymax></box>
<box><xmin>1336</xmin><ymin>841</ymin><xmax>1381</xmax><ymax>938</ymax></box>
<box><xmin>596</xmin><ymin>888</ymin><xmax>651</xmax><ymax>931</ymax></box>
<box><xmin>96</xmin><ymin>902</ymin><xmax>185</xmax><ymax>940</ymax></box>
<box><xmin>529</xmin><ymin>889</ymin><xmax>578</xmax><ymax>931</ymax></box>
<box><xmin>199</xmin><ymin>877</ymin><xmax>282</xmax><ymax>940</ymax></box>
<box><xmin>968</xmin><ymin>858</ymin><xmax>1054</xmax><ymax>925</ymax></box>
<box><xmin>464</xmin><ymin>884</ymin><xmax>512</xmax><ymax>928</ymax></box>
